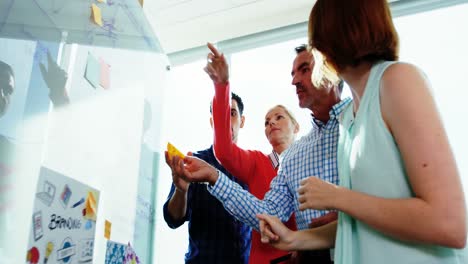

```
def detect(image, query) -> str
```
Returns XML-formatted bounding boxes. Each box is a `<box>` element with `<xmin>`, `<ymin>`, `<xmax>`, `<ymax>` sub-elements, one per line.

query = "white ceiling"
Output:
<box><xmin>144</xmin><ymin>0</ymin><xmax>316</xmax><ymax>53</ymax></box>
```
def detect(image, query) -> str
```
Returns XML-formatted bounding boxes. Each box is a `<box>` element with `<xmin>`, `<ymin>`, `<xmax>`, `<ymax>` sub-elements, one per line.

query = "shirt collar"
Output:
<box><xmin>268</xmin><ymin>151</ymin><xmax>280</xmax><ymax>170</ymax></box>
<box><xmin>311</xmin><ymin>97</ymin><xmax>352</xmax><ymax>128</ymax></box>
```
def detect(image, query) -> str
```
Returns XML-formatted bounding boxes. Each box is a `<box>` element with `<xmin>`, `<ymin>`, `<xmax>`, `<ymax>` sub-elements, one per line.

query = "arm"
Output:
<box><xmin>298</xmin><ymin>64</ymin><xmax>466</xmax><ymax>248</ymax></box>
<box><xmin>180</xmin><ymin>154</ymin><xmax>295</xmax><ymax>230</ymax></box>
<box><xmin>39</xmin><ymin>51</ymin><xmax>70</xmax><ymax>107</ymax></box>
<box><xmin>166</xmin><ymin>187</ymin><xmax>188</xmax><ymax>222</ymax></box>
<box><xmin>212</xmin><ymin>82</ymin><xmax>255</xmax><ymax>183</ymax></box>
<box><xmin>163</xmin><ymin>184</ymin><xmax>189</xmax><ymax>228</ymax></box>
<box><xmin>163</xmin><ymin>152</ymin><xmax>190</xmax><ymax>227</ymax></box>
<box><xmin>205</xmin><ymin>43</ymin><xmax>255</xmax><ymax>184</ymax></box>
<box><xmin>256</xmin><ymin>213</ymin><xmax>337</xmax><ymax>251</ymax></box>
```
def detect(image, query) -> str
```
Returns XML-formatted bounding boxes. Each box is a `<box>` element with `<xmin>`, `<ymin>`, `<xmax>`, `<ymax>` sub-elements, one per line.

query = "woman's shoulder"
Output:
<box><xmin>380</xmin><ymin>62</ymin><xmax>429</xmax><ymax>98</ymax></box>
<box><xmin>382</xmin><ymin>62</ymin><xmax>425</xmax><ymax>85</ymax></box>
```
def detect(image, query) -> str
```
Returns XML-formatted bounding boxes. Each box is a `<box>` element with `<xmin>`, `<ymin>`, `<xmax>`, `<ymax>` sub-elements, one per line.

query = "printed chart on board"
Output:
<box><xmin>27</xmin><ymin>167</ymin><xmax>100</xmax><ymax>264</ymax></box>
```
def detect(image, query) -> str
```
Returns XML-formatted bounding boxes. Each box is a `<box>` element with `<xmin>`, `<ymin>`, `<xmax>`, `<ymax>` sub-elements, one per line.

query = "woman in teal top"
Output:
<box><xmin>256</xmin><ymin>0</ymin><xmax>467</xmax><ymax>263</ymax></box>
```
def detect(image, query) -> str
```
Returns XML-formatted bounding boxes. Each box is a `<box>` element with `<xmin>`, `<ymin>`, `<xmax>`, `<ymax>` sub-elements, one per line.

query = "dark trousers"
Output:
<box><xmin>270</xmin><ymin>250</ymin><xmax>333</xmax><ymax>264</ymax></box>
<box><xmin>293</xmin><ymin>249</ymin><xmax>333</xmax><ymax>264</ymax></box>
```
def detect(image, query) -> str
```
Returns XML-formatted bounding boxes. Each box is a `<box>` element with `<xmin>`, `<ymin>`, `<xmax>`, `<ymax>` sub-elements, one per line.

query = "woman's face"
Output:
<box><xmin>264</xmin><ymin>106</ymin><xmax>298</xmax><ymax>147</ymax></box>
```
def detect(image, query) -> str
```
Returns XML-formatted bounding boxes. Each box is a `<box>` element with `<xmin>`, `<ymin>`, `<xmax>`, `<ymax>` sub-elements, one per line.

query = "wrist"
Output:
<box><xmin>208</xmin><ymin>169</ymin><xmax>220</xmax><ymax>186</ymax></box>
<box><xmin>332</xmin><ymin>185</ymin><xmax>348</xmax><ymax>211</ymax></box>
<box><xmin>175</xmin><ymin>186</ymin><xmax>188</xmax><ymax>195</ymax></box>
<box><xmin>49</xmin><ymin>90</ymin><xmax>70</xmax><ymax>106</ymax></box>
<box><xmin>287</xmin><ymin>230</ymin><xmax>299</xmax><ymax>251</ymax></box>
<box><xmin>214</xmin><ymin>80</ymin><xmax>229</xmax><ymax>88</ymax></box>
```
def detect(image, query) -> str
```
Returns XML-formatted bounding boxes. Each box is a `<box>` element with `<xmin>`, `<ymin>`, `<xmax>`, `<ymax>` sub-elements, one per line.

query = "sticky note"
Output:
<box><xmin>105</xmin><ymin>241</ymin><xmax>126</xmax><ymax>264</ymax></box>
<box><xmin>104</xmin><ymin>220</ymin><xmax>111</xmax><ymax>239</ymax></box>
<box><xmin>84</xmin><ymin>191</ymin><xmax>97</xmax><ymax>221</ymax></box>
<box><xmin>91</xmin><ymin>3</ymin><xmax>103</xmax><ymax>27</ymax></box>
<box><xmin>85</xmin><ymin>52</ymin><xmax>100</xmax><ymax>89</ymax></box>
<box><xmin>98</xmin><ymin>0</ymin><xmax>107</xmax><ymax>3</ymax></box>
<box><xmin>167</xmin><ymin>142</ymin><xmax>185</xmax><ymax>159</ymax></box>
<box><xmin>99</xmin><ymin>58</ymin><xmax>111</xmax><ymax>89</ymax></box>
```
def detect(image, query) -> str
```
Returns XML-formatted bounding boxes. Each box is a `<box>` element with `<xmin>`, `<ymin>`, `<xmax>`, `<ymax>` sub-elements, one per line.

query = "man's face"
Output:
<box><xmin>0</xmin><ymin>70</ymin><xmax>14</xmax><ymax>117</ymax></box>
<box><xmin>230</xmin><ymin>99</ymin><xmax>245</xmax><ymax>143</ymax></box>
<box><xmin>291</xmin><ymin>51</ymin><xmax>328</xmax><ymax>110</ymax></box>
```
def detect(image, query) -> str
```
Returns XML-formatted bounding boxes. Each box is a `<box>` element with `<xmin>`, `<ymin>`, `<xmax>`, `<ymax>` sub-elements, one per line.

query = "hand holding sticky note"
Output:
<box><xmin>167</xmin><ymin>142</ymin><xmax>185</xmax><ymax>160</ymax></box>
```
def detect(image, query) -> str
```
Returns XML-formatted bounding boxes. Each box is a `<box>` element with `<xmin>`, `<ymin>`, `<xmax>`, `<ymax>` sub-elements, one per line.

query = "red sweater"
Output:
<box><xmin>212</xmin><ymin>82</ymin><xmax>296</xmax><ymax>264</ymax></box>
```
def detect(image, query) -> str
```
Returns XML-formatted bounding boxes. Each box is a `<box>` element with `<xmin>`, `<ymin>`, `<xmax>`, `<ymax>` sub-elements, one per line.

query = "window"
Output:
<box><xmin>155</xmin><ymin>59</ymin><xmax>212</xmax><ymax>264</ymax></box>
<box><xmin>394</xmin><ymin>3</ymin><xmax>468</xmax><ymax>190</ymax></box>
<box><xmin>154</xmin><ymin>4</ymin><xmax>468</xmax><ymax>263</ymax></box>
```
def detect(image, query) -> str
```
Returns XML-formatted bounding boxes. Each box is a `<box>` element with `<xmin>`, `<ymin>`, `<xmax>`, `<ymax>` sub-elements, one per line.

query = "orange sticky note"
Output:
<box><xmin>104</xmin><ymin>220</ymin><xmax>111</xmax><ymax>239</ymax></box>
<box><xmin>167</xmin><ymin>142</ymin><xmax>185</xmax><ymax>159</ymax></box>
<box><xmin>91</xmin><ymin>4</ymin><xmax>103</xmax><ymax>27</ymax></box>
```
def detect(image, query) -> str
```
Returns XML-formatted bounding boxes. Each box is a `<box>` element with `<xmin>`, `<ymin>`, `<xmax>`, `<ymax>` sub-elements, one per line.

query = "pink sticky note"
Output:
<box><xmin>99</xmin><ymin>58</ymin><xmax>110</xmax><ymax>89</ymax></box>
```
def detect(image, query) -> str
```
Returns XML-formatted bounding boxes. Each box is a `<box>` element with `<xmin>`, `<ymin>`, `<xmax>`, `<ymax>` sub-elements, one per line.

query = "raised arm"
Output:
<box><xmin>39</xmin><ymin>51</ymin><xmax>70</xmax><ymax>107</ymax></box>
<box><xmin>297</xmin><ymin>63</ymin><xmax>466</xmax><ymax>248</ymax></box>
<box><xmin>205</xmin><ymin>43</ymin><xmax>255</xmax><ymax>184</ymax></box>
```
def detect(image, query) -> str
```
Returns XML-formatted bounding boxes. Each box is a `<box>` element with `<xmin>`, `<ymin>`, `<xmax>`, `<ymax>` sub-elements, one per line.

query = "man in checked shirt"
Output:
<box><xmin>170</xmin><ymin>45</ymin><xmax>352</xmax><ymax>264</ymax></box>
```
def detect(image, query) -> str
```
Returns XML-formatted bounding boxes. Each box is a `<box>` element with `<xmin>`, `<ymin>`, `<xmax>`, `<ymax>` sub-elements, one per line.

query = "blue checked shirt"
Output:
<box><xmin>208</xmin><ymin>98</ymin><xmax>352</xmax><ymax>230</ymax></box>
<box><xmin>163</xmin><ymin>146</ymin><xmax>251</xmax><ymax>264</ymax></box>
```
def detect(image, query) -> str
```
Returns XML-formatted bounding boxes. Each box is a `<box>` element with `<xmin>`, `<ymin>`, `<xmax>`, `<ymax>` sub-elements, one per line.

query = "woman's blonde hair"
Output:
<box><xmin>268</xmin><ymin>105</ymin><xmax>299</xmax><ymax>129</ymax></box>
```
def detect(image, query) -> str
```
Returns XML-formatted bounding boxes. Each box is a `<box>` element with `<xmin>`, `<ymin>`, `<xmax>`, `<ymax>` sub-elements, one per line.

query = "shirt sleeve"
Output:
<box><xmin>162</xmin><ymin>183</ymin><xmax>190</xmax><ymax>229</ymax></box>
<box><xmin>207</xmin><ymin>168</ymin><xmax>294</xmax><ymax>231</ymax></box>
<box><xmin>212</xmin><ymin>82</ymin><xmax>255</xmax><ymax>185</ymax></box>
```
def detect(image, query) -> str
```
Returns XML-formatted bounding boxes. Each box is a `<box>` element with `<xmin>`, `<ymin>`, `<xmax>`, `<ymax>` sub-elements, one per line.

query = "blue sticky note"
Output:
<box><xmin>85</xmin><ymin>52</ymin><xmax>100</xmax><ymax>89</ymax></box>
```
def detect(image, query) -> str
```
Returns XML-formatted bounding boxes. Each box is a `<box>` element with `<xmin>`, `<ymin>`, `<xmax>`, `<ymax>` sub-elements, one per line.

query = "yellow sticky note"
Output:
<box><xmin>98</xmin><ymin>0</ymin><xmax>107</xmax><ymax>3</ymax></box>
<box><xmin>91</xmin><ymin>4</ymin><xmax>103</xmax><ymax>27</ymax></box>
<box><xmin>84</xmin><ymin>191</ymin><xmax>97</xmax><ymax>221</ymax></box>
<box><xmin>167</xmin><ymin>142</ymin><xmax>185</xmax><ymax>159</ymax></box>
<box><xmin>104</xmin><ymin>220</ymin><xmax>111</xmax><ymax>239</ymax></box>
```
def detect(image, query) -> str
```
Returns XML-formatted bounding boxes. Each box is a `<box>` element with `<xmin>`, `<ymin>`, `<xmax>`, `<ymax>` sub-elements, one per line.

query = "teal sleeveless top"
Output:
<box><xmin>334</xmin><ymin>61</ymin><xmax>467</xmax><ymax>264</ymax></box>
